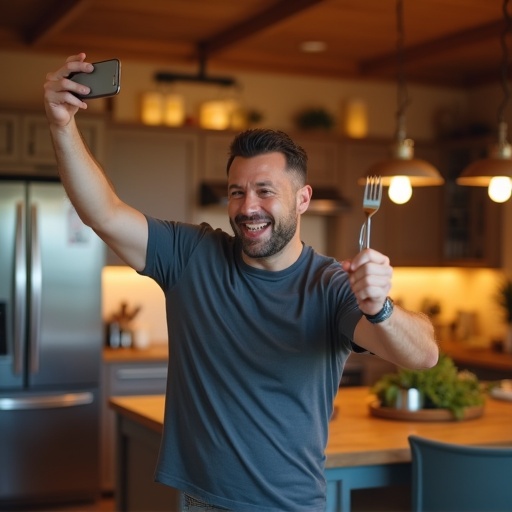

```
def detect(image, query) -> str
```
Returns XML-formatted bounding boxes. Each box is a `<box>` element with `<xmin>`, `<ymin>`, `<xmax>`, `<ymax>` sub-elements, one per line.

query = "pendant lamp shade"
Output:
<box><xmin>366</xmin><ymin>139</ymin><xmax>444</xmax><ymax>187</ymax></box>
<box><xmin>456</xmin><ymin>122</ymin><xmax>512</xmax><ymax>186</ymax></box>
<box><xmin>457</xmin><ymin>161</ymin><xmax>512</xmax><ymax>186</ymax></box>
<box><xmin>361</xmin><ymin>0</ymin><xmax>443</xmax><ymax>204</ymax></box>
<box><xmin>456</xmin><ymin>0</ymin><xmax>512</xmax><ymax>203</ymax></box>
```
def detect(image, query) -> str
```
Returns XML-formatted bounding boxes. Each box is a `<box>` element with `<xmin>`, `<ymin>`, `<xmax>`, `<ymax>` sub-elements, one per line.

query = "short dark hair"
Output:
<box><xmin>226</xmin><ymin>129</ymin><xmax>308</xmax><ymax>184</ymax></box>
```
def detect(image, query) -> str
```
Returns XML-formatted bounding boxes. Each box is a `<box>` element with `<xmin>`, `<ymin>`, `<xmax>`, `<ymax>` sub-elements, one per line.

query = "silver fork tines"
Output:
<box><xmin>358</xmin><ymin>175</ymin><xmax>382</xmax><ymax>251</ymax></box>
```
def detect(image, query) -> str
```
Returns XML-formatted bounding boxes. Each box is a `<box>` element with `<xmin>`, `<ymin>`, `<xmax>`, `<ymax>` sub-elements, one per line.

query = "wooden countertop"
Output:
<box><xmin>102</xmin><ymin>341</ymin><xmax>512</xmax><ymax>369</ymax></box>
<box><xmin>439</xmin><ymin>340</ymin><xmax>512</xmax><ymax>372</ymax></box>
<box><xmin>109</xmin><ymin>386</ymin><xmax>512</xmax><ymax>470</ymax></box>
<box><xmin>325</xmin><ymin>387</ymin><xmax>511</xmax><ymax>468</ymax></box>
<box><xmin>103</xmin><ymin>344</ymin><xmax>168</xmax><ymax>363</ymax></box>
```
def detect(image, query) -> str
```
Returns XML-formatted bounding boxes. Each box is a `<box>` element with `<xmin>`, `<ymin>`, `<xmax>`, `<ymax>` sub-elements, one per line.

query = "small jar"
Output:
<box><xmin>394</xmin><ymin>388</ymin><xmax>424</xmax><ymax>411</ymax></box>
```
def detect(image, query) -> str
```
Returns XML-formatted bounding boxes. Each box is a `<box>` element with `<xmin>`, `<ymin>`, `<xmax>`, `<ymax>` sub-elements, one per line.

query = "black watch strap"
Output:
<box><xmin>364</xmin><ymin>297</ymin><xmax>394</xmax><ymax>324</ymax></box>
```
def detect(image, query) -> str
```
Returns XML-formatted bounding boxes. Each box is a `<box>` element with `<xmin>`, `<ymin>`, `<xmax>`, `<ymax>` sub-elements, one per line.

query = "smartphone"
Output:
<box><xmin>70</xmin><ymin>58</ymin><xmax>121</xmax><ymax>99</ymax></box>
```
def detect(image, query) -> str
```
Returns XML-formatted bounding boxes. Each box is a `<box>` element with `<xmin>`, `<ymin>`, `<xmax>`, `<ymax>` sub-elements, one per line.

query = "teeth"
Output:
<box><xmin>247</xmin><ymin>223</ymin><xmax>268</xmax><ymax>231</ymax></box>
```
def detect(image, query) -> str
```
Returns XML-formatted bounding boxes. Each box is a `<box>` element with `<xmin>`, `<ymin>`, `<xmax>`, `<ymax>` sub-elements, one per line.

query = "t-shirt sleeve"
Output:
<box><xmin>138</xmin><ymin>215</ymin><xmax>211</xmax><ymax>290</ymax></box>
<box><xmin>333</xmin><ymin>270</ymin><xmax>364</xmax><ymax>352</ymax></box>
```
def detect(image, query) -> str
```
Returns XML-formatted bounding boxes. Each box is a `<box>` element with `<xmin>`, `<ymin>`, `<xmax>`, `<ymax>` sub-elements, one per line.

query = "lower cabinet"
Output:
<box><xmin>115</xmin><ymin>412</ymin><xmax>180</xmax><ymax>511</ymax></box>
<box><xmin>342</xmin><ymin>353</ymin><xmax>397</xmax><ymax>388</ymax></box>
<box><xmin>101</xmin><ymin>360</ymin><xmax>168</xmax><ymax>492</ymax></box>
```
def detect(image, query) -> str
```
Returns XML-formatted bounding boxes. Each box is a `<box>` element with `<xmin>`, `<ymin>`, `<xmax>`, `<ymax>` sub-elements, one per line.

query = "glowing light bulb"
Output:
<box><xmin>488</xmin><ymin>176</ymin><xmax>512</xmax><ymax>203</ymax></box>
<box><xmin>388</xmin><ymin>176</ymin><xmax>412</xmax><ymax>204</ymax></box>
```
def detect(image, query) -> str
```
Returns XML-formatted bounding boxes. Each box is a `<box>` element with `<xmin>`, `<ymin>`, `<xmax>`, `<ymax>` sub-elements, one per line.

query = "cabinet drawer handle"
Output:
<box><xmin>0</xmin><ymin>392</ymin><xmax>93</xmax><ymax>410</ymax></box>
<box><xmin>116</xmin><ymin>367</ymin><xmax>167</xmax><ymax>380</ymax></box>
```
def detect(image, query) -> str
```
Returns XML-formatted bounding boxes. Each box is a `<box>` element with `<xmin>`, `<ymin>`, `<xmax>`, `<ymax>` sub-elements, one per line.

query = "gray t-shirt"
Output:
<box><xmin>140</xmin><ymin>216</ymin><xmax>362</xmax><ymax>512</ymax></box>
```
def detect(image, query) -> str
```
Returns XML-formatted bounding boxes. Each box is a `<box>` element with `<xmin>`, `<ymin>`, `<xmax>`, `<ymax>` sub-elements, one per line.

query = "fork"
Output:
<box><xmin>358</xmin><ymin>176</ymin><xmax>383</xmax><ymax>251</ymax></box>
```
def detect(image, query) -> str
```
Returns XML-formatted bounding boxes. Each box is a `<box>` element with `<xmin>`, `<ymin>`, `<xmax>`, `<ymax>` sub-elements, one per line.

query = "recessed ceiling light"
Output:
<box><xmin>299</xmin><ymin>41</ymin><xmax>327</xmax><ymax>53</ymax></box>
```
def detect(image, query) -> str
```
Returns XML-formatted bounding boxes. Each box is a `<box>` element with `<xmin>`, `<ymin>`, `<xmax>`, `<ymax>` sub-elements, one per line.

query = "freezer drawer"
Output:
<box><xmin>0</xmin><ymin>388</ymin><xmax>100</xmax><ymax>506</ymax></box>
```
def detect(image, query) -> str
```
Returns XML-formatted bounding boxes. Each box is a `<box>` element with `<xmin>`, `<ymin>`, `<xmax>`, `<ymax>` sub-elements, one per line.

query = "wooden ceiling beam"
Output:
<box><xmin>24</xmin><ymin>0</ymin><xmax>92</xmax><ymax>46</ymax></box>
<box><xmin>360</xmin><ymin>19</ymin><xmax>505</xmax><ymax>76</ymax></box>
<box><xmin>200</xmin><ymin>0</ymin><xmax>328</xmax><ymax>58</ymax></box>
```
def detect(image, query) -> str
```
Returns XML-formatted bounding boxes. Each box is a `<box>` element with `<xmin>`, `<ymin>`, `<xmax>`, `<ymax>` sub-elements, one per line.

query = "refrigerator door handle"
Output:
<box><xmin>0</xmin><ymin>391</ymin><xmax>94</xmax><ymax>410</ymax></box>
<box><xmin>29</xmin><ymin>204</ymin><xmax>42</xmax><ymax>374</ymax></box>
<box><xmin>14</xmin><ymin>202</ymin><xmax>26</xmax><ymax>375</ymax></box>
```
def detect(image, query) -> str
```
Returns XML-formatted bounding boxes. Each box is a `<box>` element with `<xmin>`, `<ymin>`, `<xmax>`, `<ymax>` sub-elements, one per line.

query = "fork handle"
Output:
<box><xmin>358</xmin><ymin>216</ymin><xmax>372</xmax><ymax>251</ymax></box>
<box><xmin>365</xmin><ymin>216</ymin><xmax>371</xmax><ymax>249</ymax></box>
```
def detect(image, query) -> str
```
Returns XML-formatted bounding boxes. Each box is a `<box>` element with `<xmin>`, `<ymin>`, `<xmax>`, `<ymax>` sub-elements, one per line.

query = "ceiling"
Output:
<box><xmin>1</xmin><ymin>0</ymin><xmax>511</xmax><ymax>88</ymax></box>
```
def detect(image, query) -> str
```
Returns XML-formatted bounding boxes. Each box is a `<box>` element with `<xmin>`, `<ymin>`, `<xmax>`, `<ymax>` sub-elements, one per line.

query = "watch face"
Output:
<box><xmin>366</xmin><ymin>297</ymin><xmax>393</xmax><ymax>324</ymax></box>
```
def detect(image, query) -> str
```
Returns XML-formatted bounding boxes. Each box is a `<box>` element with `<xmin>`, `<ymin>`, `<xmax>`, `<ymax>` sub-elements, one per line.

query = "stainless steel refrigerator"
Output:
<box><xmin>0</xmin><ymin>178</ymin><xmax>104</xmax><ymax>507</ymax></box>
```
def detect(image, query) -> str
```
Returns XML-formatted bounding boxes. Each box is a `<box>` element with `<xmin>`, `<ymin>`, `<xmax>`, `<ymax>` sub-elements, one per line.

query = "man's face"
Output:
<box><xmin>227</xmin><ymin>152</ymin><xmax>310</xmax><ymax>267</ymax></box>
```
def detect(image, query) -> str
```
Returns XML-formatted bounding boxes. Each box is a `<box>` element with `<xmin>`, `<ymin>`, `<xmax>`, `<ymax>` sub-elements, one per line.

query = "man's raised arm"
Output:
<box><xmin>44</xmin><ymin>53</ymin><xmax>148</xmax><ymax>271</ymax></box>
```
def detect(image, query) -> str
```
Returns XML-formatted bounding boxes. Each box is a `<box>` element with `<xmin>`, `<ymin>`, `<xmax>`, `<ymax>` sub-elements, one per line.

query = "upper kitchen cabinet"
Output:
<box><xmin>0</xmin><ymin>111</ymin><xmax>104</xmax><ymax>175</ymax></box>
<box><xmin>105</xmin><ymin>125</ymin><xmax>197</xmax><ymax>265</ymax></box>
<box><xmin>292</xmin><ymin>134</ymin><xmax>341</xmax><ymax>188</ymax></box>
<box><xmin>338</xmin><ymin>136</ymin><xmax>502</xmax><ymax>267</ymax></box>
<box><xmin>438</xmin><ymin>136</ymin><xmax>502</xmax><ymax>267</ymax></box>
<box><xmin>200</xmin><ymin>131</ymin><xmax>232</xmax><ymax>181</ymax></box>
<box><xmin>200</xmin><ymin>130</ymin><xmax>342</xmax><ymax>188</ymax></box>
<box><xmin>0</xmin><ymin>113</ymin><xmax>20</xmax><ymax>165</ymax></box>
<box><xmin>338</xmin><ymin>139</ymin><xmax>444</xmax><ymax>266</ymax></box>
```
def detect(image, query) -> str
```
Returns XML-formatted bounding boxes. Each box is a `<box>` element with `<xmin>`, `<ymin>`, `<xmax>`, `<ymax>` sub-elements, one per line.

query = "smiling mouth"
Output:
<box><xmin>246</xmin><ymin>222</ymin><xmax>270</xmax><ymax>232</ymax></box>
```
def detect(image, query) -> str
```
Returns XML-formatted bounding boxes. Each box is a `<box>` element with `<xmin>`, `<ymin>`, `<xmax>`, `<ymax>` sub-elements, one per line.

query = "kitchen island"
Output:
<box><xmin>101</xmin><ymin>345</ymin><xmax>169</xmax><ymax>491</ymax></box>
<box><xmin>110</xmin><ymin>387</ymin><xmax>512</xmax><ymax>512</ymax></box>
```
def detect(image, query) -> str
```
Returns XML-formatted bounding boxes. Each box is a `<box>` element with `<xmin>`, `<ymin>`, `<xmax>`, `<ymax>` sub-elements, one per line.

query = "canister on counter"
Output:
<box><xmin>107</xmin><ymin>321</ymin><xmax>121</xmax><ymax>348</ymax></box>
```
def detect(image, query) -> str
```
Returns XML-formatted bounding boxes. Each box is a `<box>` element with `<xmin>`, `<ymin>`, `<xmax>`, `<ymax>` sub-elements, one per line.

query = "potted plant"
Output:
<box><xmin>497</xmin><ymin>279</ymin><xmax>512</xmax><ymax>352</ymax></box>
<box><xmin>371</xmin><ymin>354</ymin><xmax>485</xmax><ymax>420</ymax></box>
<box><xmin>294</xmin><ymin>107</ymin><xmax>335</xmax><ymax>131</ymax></box>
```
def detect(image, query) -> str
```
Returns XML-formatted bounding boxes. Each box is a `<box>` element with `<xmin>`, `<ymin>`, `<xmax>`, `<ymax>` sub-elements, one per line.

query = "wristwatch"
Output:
<box><xmin>364</xmin><ymin>297</ymin><xmax>394</xmax><ymax>324</ymax></box>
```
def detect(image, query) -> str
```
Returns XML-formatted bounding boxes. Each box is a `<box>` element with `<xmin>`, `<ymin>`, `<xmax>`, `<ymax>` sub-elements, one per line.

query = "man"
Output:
<box><xmin>44</xmin><ymin>53</ymin><xmax>438</xmax><ymax>512</ymax></box>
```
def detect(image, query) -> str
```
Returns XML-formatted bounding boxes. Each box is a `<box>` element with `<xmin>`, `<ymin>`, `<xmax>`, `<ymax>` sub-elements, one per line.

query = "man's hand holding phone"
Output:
<box><xmin>44</xmin><ymin>54</ymin><xmax>121</xmax><ymax>127</ymax></box>
<box><xmin>69</xmin><ymin>58</ymin><xmax>121</xmax><ymax>99</ymax></box>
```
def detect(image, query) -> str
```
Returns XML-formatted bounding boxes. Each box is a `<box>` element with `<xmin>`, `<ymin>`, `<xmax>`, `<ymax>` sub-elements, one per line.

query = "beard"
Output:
<box><xmin>230</xmin><ymin>208</ymin><xmax>298</xmax><ymax>259</ymax></box>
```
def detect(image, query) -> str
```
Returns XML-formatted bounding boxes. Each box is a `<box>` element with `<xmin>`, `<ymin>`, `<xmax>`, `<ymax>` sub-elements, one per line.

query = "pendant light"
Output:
<box><xmin>456</xmin><ymin>0</ymin><xmax>512</xmax><ymax>203</ymax></box>
<box><xmin>362</xmin><ymin>0</ymin><xmax>444</xmax><ymax>205</ymax></box>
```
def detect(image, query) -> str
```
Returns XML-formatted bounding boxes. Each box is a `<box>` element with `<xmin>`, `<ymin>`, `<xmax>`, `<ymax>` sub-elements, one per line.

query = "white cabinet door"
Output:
<box><xmin>21</xmin><ymin>114</ymin><xmax>105</xmax><ymax>166</ymax></box>
<box><xmin>0</xmin><ymin>111</ymin><xmax>104</xmax><ymax>174</ymax></box>
<box><xmin>21</xmin><ymin>114</ymin><xmax>57</xmax><ymax>166</ymax></box>
<box><xmin>0</xmin><ymin>113</ymin><xmax>20</xmax><ymax>164</ymax></box>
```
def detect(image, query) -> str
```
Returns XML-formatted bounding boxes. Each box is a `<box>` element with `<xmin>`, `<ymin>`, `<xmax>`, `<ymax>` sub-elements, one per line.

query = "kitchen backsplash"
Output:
<box><xmin>102</xmin><ymin>265</ymin><xmax>505</xmax><ymax>348</ymax></box>
<box><xmin>102</xmin><ymin>266</ymin><xmax>168</xmax><ymax>344</ymax></box>
<box><xmin>390</xmin><ymin>267</ymin><xmax>504</xmax><ymax>344</ymax></box>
